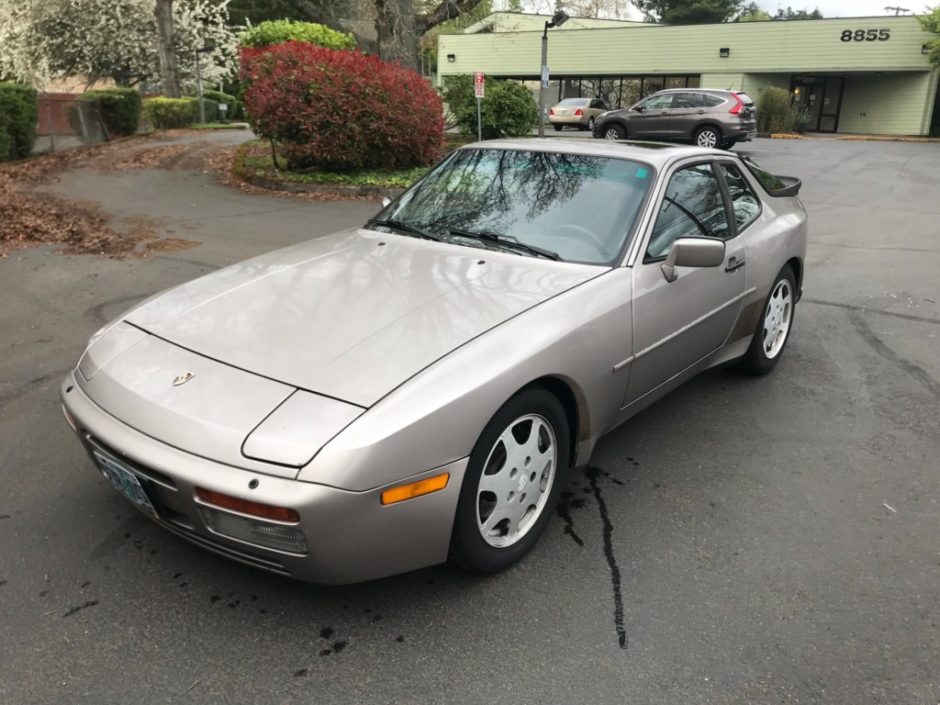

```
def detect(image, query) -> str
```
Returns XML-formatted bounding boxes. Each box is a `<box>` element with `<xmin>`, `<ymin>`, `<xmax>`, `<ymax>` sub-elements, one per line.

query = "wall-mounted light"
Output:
<box><xmin>447</xmin><ymin>53</ymin><xmax>456</xmax><ymax>62</ymax></box>
<box><xmin>719</xmin><ymin>47</ymin><xmax>730</xmax><ymax>57</ymax></box>
<box><xmin>923</xmin><ymin>44</ymin><xmax>930</xmax><ymax>55</ymax></box>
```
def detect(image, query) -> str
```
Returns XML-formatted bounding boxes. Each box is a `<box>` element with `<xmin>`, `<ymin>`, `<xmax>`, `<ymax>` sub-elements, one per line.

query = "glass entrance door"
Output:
<box><xmin>791</xmin><ymin>76</ymin><xmax>844</xmax><ymax>133</ymax></box>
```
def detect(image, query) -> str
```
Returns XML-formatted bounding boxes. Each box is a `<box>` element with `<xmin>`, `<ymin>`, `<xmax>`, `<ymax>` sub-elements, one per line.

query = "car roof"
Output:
<box><xmin>655</xmin><ymin>88</ymin><xmax>744</xmax><ymax>95</ymax></box>
<box><xmin>456</xmin><ymin>138</ymin><xmax>731</xmax><ymax>168</ymax></box>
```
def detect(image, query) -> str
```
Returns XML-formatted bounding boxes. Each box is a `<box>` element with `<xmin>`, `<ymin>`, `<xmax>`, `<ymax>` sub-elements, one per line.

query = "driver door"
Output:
<box><xmin>624</xmin><ymin>160</ymin><xmax>746</xmax><ymax>406</ymax></box>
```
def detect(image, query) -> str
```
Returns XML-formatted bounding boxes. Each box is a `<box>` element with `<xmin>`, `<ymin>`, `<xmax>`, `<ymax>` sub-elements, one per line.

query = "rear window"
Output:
<box><xmin>736</xmin><ymin>92</ymin><xmax>754</xmax><ymax>105</ymax></box>
<box><xmin>558</xmin><ymin>98</ymin><xmax>589</xmax><ymax>106</ymax></box>
<box><xmin>701</xmin><ymin>94</ymin><xmax>724</xmax><ymax>107</ymax></box>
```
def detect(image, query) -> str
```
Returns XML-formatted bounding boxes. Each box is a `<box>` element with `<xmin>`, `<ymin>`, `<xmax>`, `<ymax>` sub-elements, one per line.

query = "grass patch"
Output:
<box><xmin>191</xmin><ymin>122</ymin><xmax>248</xmax><ymax>130</ymax></box>
<box><xmin>233</xmin><ymin>139</ymin><xmax>428</xmax><ymax>189</ymax></box>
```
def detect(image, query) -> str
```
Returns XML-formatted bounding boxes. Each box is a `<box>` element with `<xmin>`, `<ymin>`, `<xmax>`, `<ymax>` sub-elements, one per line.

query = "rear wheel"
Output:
<box><xmin>587</xmin><ymin>116</ymin><xmax>596</xmax><ymax>132</ymax></box>
<box><xmin>553</xmin><ymin>124</ymin><xmax>563</xmax><ymax>132</ymax></box>
<box><xmin>695</xmin><ymin>125</ymin><xmax>721</xmax><ymax>149</ymax></box>
<box><xmin>739</xmin><ymin>265</ymin><xmax>796</xmax><ymax>375</ymax></box>
<box><xmin>451</xmin><ymin>389</ymin><xmax>570</xmax><ymax>573</ymax></box>
<box><xmin>603</xmin><ymin>123</ymin><xmax>626</xmax><ymax>141</ymax></box>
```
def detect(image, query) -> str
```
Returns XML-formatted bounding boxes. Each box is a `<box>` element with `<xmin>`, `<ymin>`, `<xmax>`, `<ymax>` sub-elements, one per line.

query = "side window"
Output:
<box><xmin>646</xmin><ymin>163</ymin><xmax>730</xmax><ymax>260</ymax></box>
<box><xmin>700</xmin><ymin>94</ymin><xmax>724</xmax><ymax>108</ymax></box>
<box><xmin>591</xmin><ymin>99</ymin><xmax>606</xmax><ymax>109</ymax></box>
<box><xmin>719</xmin><ymin>163</ymin><xmax>761</xmax><ymax>231</ymax></box>
<box><xmin>673</xmin><ymin>92</ymin><xmax>701</xmax><ymax>109</ymax></box>
<box><xmin>636</xmin><ymin>94</ymin><xmax>674</xmax><ymax>111</ymax></box>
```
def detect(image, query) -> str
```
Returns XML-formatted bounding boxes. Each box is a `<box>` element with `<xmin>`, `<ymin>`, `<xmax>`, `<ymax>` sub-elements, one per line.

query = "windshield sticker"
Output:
<box><xmin>635</xmin><ymin>167</ymin><xmax>649</xmax><ymax>179</ymax></box>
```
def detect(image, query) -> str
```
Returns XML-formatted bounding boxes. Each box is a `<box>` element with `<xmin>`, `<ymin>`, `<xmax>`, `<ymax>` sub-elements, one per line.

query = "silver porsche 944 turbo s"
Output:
<box><xmin>62</xmin><ymin>139</ymin><xmax>806</xmax><ymax>584</ymax></box>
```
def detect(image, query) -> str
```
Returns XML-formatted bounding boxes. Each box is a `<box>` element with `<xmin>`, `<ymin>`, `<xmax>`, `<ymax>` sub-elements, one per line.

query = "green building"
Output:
<box><xmin>437</xmin><ymin>12</ymin><xmax>939</xmax><ymax>136</ymax></box>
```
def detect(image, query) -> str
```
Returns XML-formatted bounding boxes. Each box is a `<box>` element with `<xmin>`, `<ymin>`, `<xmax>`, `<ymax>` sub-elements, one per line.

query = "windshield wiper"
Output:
<box><xmin>448</xmin><ymin>228</ymin><xmax>561</xmax><ymax>261</ymax></box>
<box><xmin>367</xmin><ymin>218</ymin><xmax>441</xmax><ymax>241</ymax></box>
<box><xmin>662</xmin><ymin>195</ymin><xmax>715</xmax><ymax>238</ymax></box>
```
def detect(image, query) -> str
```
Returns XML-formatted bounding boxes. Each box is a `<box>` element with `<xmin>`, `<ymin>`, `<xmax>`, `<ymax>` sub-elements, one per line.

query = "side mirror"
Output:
<box><xmin>661</xmin><ymin>237</ymin><xmax>725</xmax><ymax>283</ymax></box>
<box><xmin>381</xmin><ymin>197</ymin><xmax>392</xmax><ymax>208</ymax></box>
<box><xmin>634</xmin><ymin>105</ymin><xmax>645</xmax><ymax>113</ymax></box>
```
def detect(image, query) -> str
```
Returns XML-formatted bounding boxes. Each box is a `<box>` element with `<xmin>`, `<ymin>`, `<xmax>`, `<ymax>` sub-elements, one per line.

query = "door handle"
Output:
<box><xmin>696</xmin><ymin>110</ymin><xmax>705</xmax><ymax>114</ymax></box>
<box><xmin>725</xmin><ymin>256</ymin><xmax>745</xmax><ymax>272</ymax></box>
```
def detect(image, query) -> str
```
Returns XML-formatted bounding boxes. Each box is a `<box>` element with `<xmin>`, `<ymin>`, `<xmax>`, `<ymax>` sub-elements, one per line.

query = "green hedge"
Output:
<box><xmin>756</xmin><ymin>86</ymin><xmax>809</xmax><ymax>133</ymax></box>
<box><xmin>143</xmin><ymin>97</ymin><xmax>198</xmax><ymax>129</ymax></box>
<box><xmin>201</xmin><ymin>90</ymin><xmax>242</xmax><ymax>119</ymax></box>
<box><xmin>0</xmin><ymin>83</ymin><xmax>38</xmax><ymax>162</ymax></box>
<box><xmin>79</xmin><ymin>88</ymin><xmax>141</xmax><ymax>136</ymax></box>
<box><xmin>441</xmin><ymin>76</ymin><xmax>538</xmax><ymax>139</ymax></box>
<box><xmin>239</xmin><ymin>19</ymin><xmax>356</xmax><ymax>49</ymax></box>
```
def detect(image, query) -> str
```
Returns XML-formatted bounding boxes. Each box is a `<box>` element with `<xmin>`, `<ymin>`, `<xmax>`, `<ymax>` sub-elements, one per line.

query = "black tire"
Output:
<box><xmin>602</xmin><ymin>123</ymin><xmax>626</xmax><ymax>141</ymax></box>
<box><xmin>738</xmin><ymin>264</ymin><xmax>797</xmax><ymax>375</ymax></box>
<box><xmin>451</xmin><ymin>388</ymin><xmax>570</xmax><ymax>573</ymax></box>
<box><xmin>553</xmin><ymin>124</ymin><xmax>563</xmax><ymax>132</ymax></box>
<box><xmin>722</xmin><ymin>139</ymin><xmax>737</xmax><ymax>150</ymax></box>
<box><xmin>587</xmin><ymin>116</ymin><xmax>596</xmax><ymax>132</ymax></box>
<box><xmin>694</xmin><ymin>125</ymin><xmax>721</xmax><ymax>149</ymax></box>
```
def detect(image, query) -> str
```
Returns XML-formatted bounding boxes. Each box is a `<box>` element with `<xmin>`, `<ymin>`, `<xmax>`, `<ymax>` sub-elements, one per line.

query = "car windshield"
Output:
<box><xmin>557</xmin><ymin>98</ymin><xmax>590</xmax><ymax>106</ymax></box>
<box><xmin>377</xmin><ymin>148</ymin><xmax>654</xmax><ymax>265</ymax></box>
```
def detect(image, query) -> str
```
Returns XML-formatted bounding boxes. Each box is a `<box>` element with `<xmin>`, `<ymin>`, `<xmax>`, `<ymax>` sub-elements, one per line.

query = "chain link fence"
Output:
<box><xmin>34</xmin><ymin>93</ymin><xmax>110</xmax><ymax>154</ymax></box>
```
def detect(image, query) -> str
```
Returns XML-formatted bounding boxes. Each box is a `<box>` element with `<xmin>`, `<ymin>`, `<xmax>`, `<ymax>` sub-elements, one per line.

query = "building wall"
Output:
<box><xmin>439</xmin><ymin>16</ymin><xmax>933</xmax><ymax>79</ymax></box>
<box><xmin>838</xmin><ymin>70</ymin><xmax>939</xmax><ymax>135</ymax></box>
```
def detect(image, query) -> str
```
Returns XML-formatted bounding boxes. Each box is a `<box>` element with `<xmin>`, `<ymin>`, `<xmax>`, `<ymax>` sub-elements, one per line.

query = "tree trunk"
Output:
<box><xmin>154</xmin><ymin>0</ymin><xmax>181</xmax><ymax>97</ymax></box>
<box><xmin>373</xmin><ymin>0</ymin><xmax>419</xmax><ymax>71</ymax></box>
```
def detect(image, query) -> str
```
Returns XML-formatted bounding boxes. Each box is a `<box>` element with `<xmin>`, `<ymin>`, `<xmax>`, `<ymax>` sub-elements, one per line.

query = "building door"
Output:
<box><xmin>792</xmin><ymin>76</ymin><xmax>843</xmax><ymax>133</ymax></box>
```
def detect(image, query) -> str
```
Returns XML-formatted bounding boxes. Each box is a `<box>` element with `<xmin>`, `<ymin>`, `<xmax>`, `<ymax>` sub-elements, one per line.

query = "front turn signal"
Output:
<box><xmin>381</xmin><ymin>473</ymin><xmax>450</xmax><ymax>505</ymax></box>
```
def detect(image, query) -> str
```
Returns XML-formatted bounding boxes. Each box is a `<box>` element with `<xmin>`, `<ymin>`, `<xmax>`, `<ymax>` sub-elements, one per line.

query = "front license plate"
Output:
<box><xmin>93</xmin><ymin>450</ymin><xmax>157</xmax><ymax>517</ymax></box>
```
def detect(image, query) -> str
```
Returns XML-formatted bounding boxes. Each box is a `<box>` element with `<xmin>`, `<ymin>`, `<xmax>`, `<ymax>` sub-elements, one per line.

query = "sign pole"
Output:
<box><xmin>474</xmin><ymin>71</ymin><xmax>485</xmax><ymax>141</ymax></box>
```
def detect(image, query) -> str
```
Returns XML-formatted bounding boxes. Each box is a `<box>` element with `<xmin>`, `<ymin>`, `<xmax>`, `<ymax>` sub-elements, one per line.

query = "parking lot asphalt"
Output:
<box><xmin>1</xmin><ymin>136</ymin><xmax>938</xmax><ymax>705</ymax></box>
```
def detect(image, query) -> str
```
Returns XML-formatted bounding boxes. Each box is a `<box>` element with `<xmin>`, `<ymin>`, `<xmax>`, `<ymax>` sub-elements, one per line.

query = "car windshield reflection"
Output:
<box><xmin>376</xmin><ymin>148</ymin><xmax>655</xmax><ymax>265</ymax></box>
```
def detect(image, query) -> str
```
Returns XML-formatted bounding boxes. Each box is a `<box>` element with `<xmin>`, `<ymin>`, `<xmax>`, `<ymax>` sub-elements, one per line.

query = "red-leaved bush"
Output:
<box><xmin>241</xmin><ymin>42</ymin><xmax>444</xmax><ymax>171</ymax></box>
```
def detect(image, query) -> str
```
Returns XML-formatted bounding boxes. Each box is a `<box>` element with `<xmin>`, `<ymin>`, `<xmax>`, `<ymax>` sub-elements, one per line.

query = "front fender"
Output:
<box><xmin>297</xmin><ymin>267</ymin><xmax>634</xmax><ymax>491</ymax></box>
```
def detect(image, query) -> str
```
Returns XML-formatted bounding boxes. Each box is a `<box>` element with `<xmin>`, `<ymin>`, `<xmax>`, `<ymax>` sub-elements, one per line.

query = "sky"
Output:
<box><xmin>498</xmin><ymin>1</ymin><xmax>924</xmax><ymax>19</ymax></box>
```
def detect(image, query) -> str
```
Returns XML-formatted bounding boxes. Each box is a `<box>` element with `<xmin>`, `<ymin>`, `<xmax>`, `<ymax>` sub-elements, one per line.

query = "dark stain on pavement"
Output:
<box><xmin>585</xmin><ymin>466</ymin><xmax>628</xmax><ymax>650</ymax></box>
<box><xmin>556</xmin><ymin>491</ymin><xmax>586</xmax><ymax>546</ymax></box>
<box><xmin>63</xmin><ymin>599</ymin><xmax>99</xmax><ymax>617</ymax></box>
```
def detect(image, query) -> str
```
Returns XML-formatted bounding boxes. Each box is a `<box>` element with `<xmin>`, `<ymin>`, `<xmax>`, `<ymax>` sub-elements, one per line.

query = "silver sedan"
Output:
<box><xmin>61</xmin><ymin>139</ymin><xmax>807</xmax><ymax>584</ymax></box>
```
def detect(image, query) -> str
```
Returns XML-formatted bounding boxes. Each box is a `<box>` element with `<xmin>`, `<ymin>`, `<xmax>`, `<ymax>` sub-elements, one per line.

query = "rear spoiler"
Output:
<box><xmin>767</xmin><ymin>175</ymin><xmax>802</xmax><ymax>197</ymax></box>
<box><xmin>739</xmin><ymin>155</ymin><xmax>802</xmax><ymax>197</ymax></box>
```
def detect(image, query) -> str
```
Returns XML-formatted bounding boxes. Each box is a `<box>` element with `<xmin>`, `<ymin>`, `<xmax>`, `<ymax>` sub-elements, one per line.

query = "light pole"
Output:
<box><xmin>538</xmin><ymin>10</ymin><xmax>570</xmax><ymax>138</ymax></box>
<box><xmin>195</xmin><ymin>44</ymin><xmax>215</xmax><ymax>124</ymax></box>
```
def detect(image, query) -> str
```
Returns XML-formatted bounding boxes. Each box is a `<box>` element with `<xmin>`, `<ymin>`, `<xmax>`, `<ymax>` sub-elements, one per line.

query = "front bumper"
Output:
<box><xmin>61</xmin><ymin>372</ymin><xmax>468</xmax><ymax>584</ymax></box>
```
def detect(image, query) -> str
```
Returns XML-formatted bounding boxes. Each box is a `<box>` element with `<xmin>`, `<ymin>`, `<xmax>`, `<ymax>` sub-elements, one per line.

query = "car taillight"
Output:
<box><xmin>729</xmin><ymin>94</ymin><xmax>744</xmax><ymax>115</ymax></box>
<box><xmin>548</xmin><ymin>108</ymin><xmax>555</xmax><ymax>116</ymax></box>
<box><xmin>574</xmin><ymin>108</ymin><xmax>584</xmax><ymax>116</ymax></box>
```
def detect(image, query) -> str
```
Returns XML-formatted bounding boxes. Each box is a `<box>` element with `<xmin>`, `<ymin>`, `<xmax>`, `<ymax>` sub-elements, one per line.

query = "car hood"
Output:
<box><xmin>126</xmin><ymin>229</ymin><xmax>602</xmax><ymax>407</ymax></box>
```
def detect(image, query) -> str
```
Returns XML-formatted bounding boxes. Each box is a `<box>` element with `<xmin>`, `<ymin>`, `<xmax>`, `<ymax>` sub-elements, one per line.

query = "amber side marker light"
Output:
<box><xmin>381</xmin><ymin>473</ymin><xmax>450</xmax><ymax>505</ymax></box>
<box><xmin>195</xmin><ymin>488</ymin><xmax>299</xmax><ymax>522</ymax></box>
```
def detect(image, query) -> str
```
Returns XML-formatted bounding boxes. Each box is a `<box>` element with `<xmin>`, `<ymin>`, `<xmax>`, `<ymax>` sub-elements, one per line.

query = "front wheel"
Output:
<box><xmin>695</xmin><ymin>126</ymin><xmax>721</xmax><ymax>149</ymax></box>
<box><xmin>451</xmin><ymin>389</ymin><xmax>570</xmax><ymax>573</ymax></box>
<box><xmin>738</xmin><ymin>265</ymin><xmax>796</xmax><ymax>375</ymax></box>
<box><xmin>602</xmin><ymin>123</ymin><xmax>626</xmax><ymax>141</ymax></box>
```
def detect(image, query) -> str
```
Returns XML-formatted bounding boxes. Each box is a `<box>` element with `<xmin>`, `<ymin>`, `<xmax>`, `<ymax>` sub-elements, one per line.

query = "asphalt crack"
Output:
<box><xmin>585</xmin><ymin>466</ymin><xmax>628</xmax><ymax>650</ymax></box>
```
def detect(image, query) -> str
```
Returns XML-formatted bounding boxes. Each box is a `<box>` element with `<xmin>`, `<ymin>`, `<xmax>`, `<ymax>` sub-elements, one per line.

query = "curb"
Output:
<box><xmin>239</xmin><ymin>171</ymin><xmax>405</xmax><ymax>199</ymax></box>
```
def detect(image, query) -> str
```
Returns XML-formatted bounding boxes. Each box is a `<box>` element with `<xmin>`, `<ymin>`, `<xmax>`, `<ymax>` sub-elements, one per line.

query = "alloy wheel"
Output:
<box><xmin>604</xmin><ymin>127</ymin><xmax>621</xmax><ymax>140</ymax></box>
<box><xmin>476</xmin><ymin>414</ymin><xmax>557</xmax><ymax>548</ymax></box>
<box><xmin>696</xmin><ymin>128</ymin><xmax>719</xmax><ymax>148</ymax></box>
<box><xmin>763</xmin><ymin>278</ymin><xmax>793</xmax><ymax>359</ymax></box>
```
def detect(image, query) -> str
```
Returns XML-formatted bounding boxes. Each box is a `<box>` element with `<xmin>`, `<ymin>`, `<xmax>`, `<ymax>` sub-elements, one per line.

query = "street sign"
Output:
<box><xmin>474</xmin><ymin>72</ymin><xmax>485</xmax><ymax>99</ymax></box>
